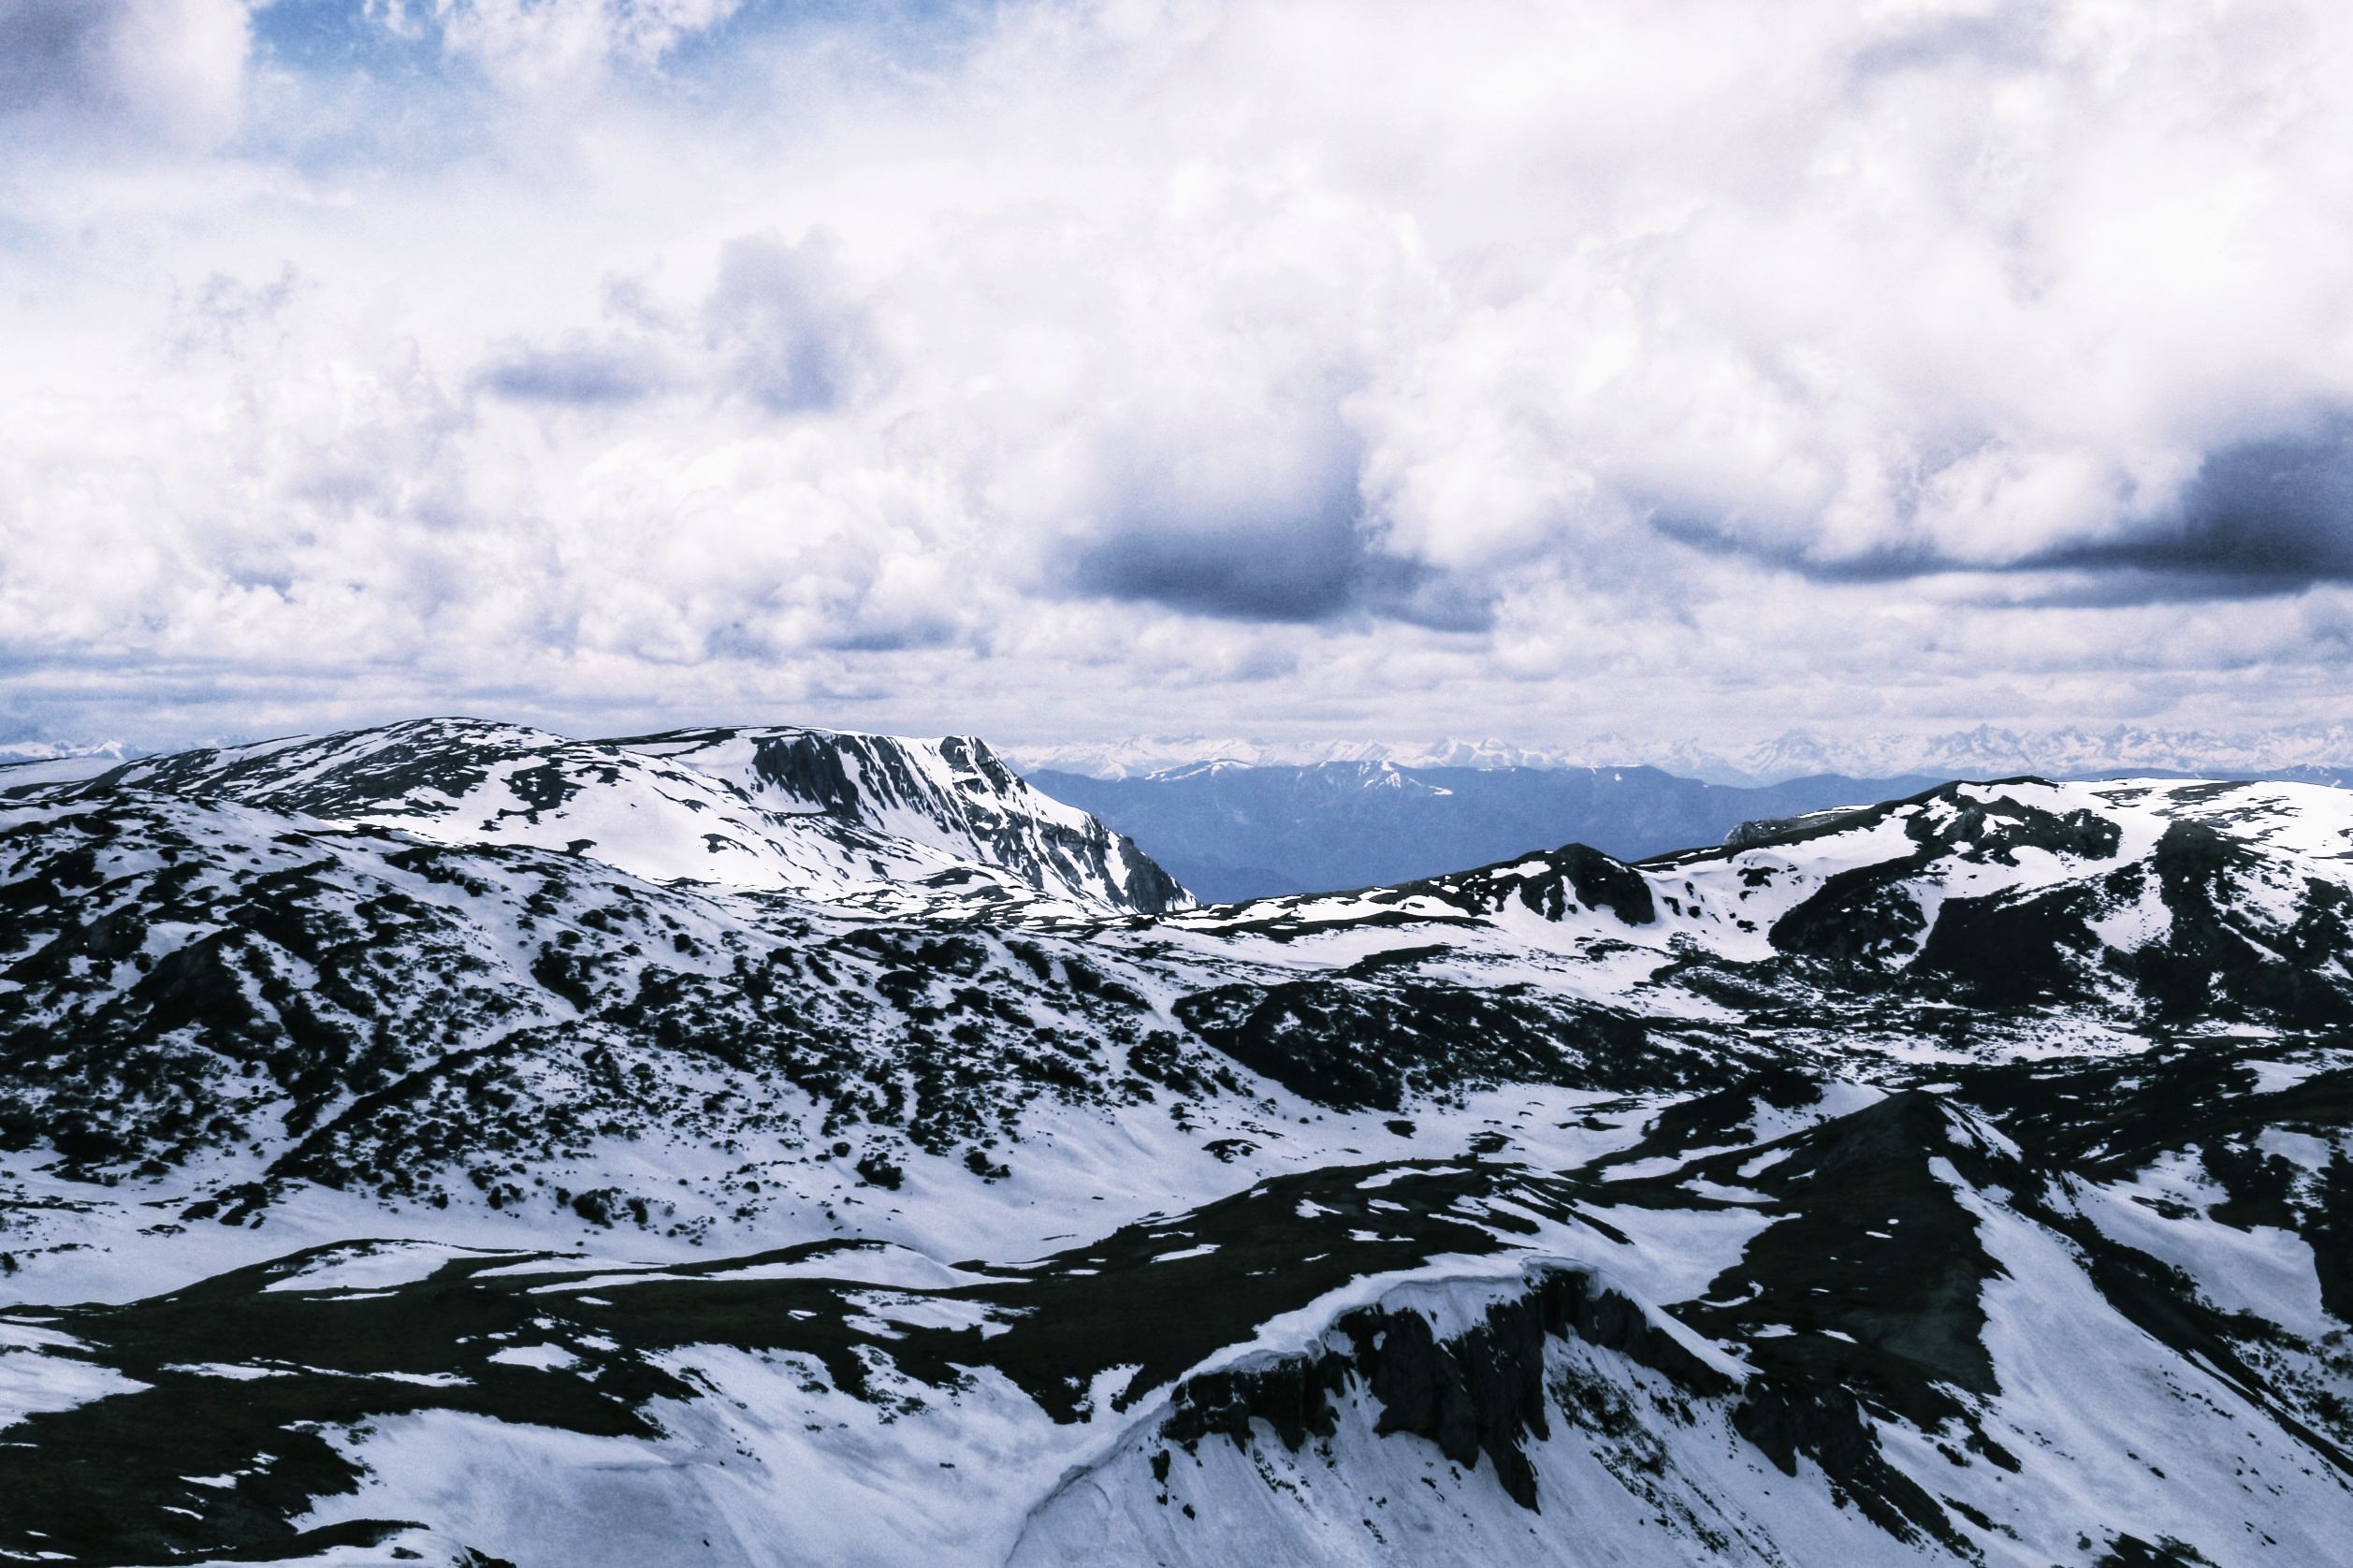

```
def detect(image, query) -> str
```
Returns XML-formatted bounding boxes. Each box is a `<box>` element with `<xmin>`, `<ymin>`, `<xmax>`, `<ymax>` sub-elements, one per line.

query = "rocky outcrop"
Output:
<box><xmin>1160</xmin><ymin>1264</ymin><xmax>1734</xmax><ymax>1511</ymax></box>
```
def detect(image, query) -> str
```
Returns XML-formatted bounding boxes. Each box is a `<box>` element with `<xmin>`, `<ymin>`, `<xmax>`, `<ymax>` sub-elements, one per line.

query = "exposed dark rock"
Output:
<box><xmin>1160</xmin><ymin>1264</ymin><xmax>1733</xmax><ymax>1514</ymax></box>
<box><xmin>1163</xmin><ymin>1351</ymin><xmax>1350</xmax><ymax>1454</ymax></box>
<box><xmin>1916</xmin><ymin>882</ymin><xmax>2106</xmax><ymax>1004</ymax></box>
<box><xmin>2095</xmin><ymin>1533</ymin><xmax>2220</xmax><ymax>1567</ymax></box>
<box><xmin>1768</xmin><ymin>853</ymin><xmax>1936</xmax><ymax>969</ymax></box>
<box><xmin>854</xmin><ymin>1153</ymin><xmax>905</xmax><ymax>1189</ymax></box>
<box><xmin>1732</xmin><ymin>1383</ymin><xmax>1966</xmax><ymax>1548</ymax></box>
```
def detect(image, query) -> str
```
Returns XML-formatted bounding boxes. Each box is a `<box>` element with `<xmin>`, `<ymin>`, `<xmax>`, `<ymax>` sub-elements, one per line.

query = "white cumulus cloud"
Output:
<box><xmin>4</xmin><ymin>0</ymin><xmax>2353</xmax><ymax>752</ymax></box>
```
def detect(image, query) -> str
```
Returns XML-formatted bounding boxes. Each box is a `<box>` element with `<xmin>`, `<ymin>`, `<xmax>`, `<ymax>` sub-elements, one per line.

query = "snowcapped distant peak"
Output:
<box><xmin>1007</xmin><ymin>723</ymin><xmax>2353</xmax><ymax>787</ymax></box>
<box><xmin>0</xmin><ymin>737</ymin><xmax>138</xmax><ymax>763</ymax></box>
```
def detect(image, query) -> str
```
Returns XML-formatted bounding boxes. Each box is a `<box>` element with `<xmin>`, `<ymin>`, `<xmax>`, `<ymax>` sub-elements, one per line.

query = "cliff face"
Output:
<box><xmin>618</xmin><ymin>724</ymin><xmax>1191</xmax><ymax>913</ymax></box>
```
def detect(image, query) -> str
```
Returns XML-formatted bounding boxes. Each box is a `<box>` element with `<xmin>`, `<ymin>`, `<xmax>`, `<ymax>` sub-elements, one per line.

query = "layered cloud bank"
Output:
<box><xmin>4</xmin><ymin>0</ymin><xmax>2352</xmax><ymax>748</ymax></box>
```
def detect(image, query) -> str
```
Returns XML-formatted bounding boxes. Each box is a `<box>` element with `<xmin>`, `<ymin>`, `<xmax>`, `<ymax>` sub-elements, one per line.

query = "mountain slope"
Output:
<box><xmin>1174</xmin><ymin>776</ymin><xmax>2353</xmax><ymax>1043</ymax></box>
<box><xmin>612</xmin><ymin>723</ymin><xmax>1185</xmax><ymax>913</ymax></box>
<box><xmin>5</xmin><ymin>730</ymin><xmax>2353</xmax><ymax>1566</ymax></box>
<box><xmin>19</xmin><ymin>717</ymin><xmax>1185</xmax><ymax>917</ymax></box>
<box><xmin>11</xmin><ymin>1055</ymin><xmax>2353</xmax><ymax>1567</ymax></box>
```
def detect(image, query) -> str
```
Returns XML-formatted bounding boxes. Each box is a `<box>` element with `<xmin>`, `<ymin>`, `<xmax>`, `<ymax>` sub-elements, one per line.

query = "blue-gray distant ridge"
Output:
<box><xmin>1028</xmin><ymin>762</ymin><xmax>1948</xmax><ymax>903</ymax></box>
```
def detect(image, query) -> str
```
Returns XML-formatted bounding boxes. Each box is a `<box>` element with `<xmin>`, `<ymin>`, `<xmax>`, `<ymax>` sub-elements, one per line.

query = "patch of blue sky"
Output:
<box><xmin>251</xmin><ymin>0</ymin><xmax>445</xmax><ymax>81</ymax></box>
<box><xmin>250</xmin><ymin>0</ymin><xmax>1000</xmax><ymax>87</ymax></box>
<box><xmin>236</xmin><ymin>0</ymin><xmax>1004</xmax><ymax>173</ymax></box>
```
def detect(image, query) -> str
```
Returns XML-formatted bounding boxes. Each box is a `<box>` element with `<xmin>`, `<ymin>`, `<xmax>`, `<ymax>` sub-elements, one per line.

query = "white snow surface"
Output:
<box><xmin>7</xmin><ymin>747</ymin><xmax>2353</xmax><ymax>1564</ymax></box>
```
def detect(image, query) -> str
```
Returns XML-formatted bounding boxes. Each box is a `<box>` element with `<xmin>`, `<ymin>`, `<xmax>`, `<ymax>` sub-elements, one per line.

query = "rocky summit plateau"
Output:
<box><xmin>5</xmin><ymin>719</ymin><xmax>2353</xmax><ymax>1567</ymax></box>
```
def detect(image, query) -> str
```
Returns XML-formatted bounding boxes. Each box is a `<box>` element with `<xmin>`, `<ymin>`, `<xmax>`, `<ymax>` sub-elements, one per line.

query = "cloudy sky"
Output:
<box><xmin>5</xmin><ymin>0</ymin><xmax>2352</xmax><ymax>753</ymax></box>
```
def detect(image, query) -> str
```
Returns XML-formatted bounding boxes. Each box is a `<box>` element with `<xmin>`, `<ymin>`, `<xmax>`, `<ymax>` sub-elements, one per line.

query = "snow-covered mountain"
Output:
<box><xmin>18</xmin><ymin>717</ymin><xmax>1186</xmax><ymax>918</ymax></box>
<box><xmin>5</xmin><ymin>728</ymin><xmax>2353</xmax><ymax>1566</ymax></box>
<box><xmin>0</xmin><ymin>737</ymin><xmax>144</xmax><ymax>779</ymax></box>
<box><xmin>1002</xmin><ymin>734</ymin><xmax>1607</xmax><ymax>778</ymax></box>
<box><xmin>1007</xmin><ymin>723</ymin><xmax>2353</xmax><ymax>787</ymax></box>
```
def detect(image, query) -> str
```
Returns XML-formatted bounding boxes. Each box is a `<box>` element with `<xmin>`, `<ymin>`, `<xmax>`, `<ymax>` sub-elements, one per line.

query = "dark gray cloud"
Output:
<box><xmin>1647</xmin><ymin>515</ymin><xmax>1943</xmax><ymax>585</ymax></box>
<box><xmin>0</xmin><ymin>1</ymin><xmax>109</xmax><ymax>114</ymax></box>
<box><xmin>1069</xmin><ymin>499</ymin><xmax>1489</xmax><ymax>630</ymax></box>
<box><xmin>1649</xmin><ymin>414</ymin><xmax>2353</xmax><ymax>604</ymax></box>
<box><xmin>2031</xmin><ymin>417</ymin><xmax>2353</xmax><ymax>592</ymax></box>
<box><xmin>1071</xmin><ymin>518</ymin><xmax>1357</xmax><ymax>622</ymax></box>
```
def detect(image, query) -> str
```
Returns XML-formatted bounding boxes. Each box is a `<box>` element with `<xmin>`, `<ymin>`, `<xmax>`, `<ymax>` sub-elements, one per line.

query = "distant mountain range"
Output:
<box><xmin>0</xmin><ymin>737</ymin><xmax>138</xmax><ymax>767</ymax></box>
<box><xmin>21</xmin><ymin>722</ymin><xmax>2353</xmax><ymax>791</ymax></box>
<box><xmin>1007</xmin><ymin>722</ymin><xmax>2353</xmax><ymax>786</ymax></box>
<box><xmin>1030</xmin><ymin>762</ymin><xmax>1950</xmax><ymax>902</ymax></box>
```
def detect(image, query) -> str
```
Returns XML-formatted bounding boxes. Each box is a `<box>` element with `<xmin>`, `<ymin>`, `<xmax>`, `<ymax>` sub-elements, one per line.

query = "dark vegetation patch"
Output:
<box><xmin>1590</xmin><ymin>1065</ymin><xmax>1825</xmax><ymax>1173</ymax></box>
<box><xmin>1768</xmin><ymin>852</ymin><xmax>1938</xmax><ymax>969</ymax></box>
<box><xmin>2096</xmin><ymin>1533</ymin><xmax>2220</xmax><ymax>1567</ymax></box>
<box><xmin>1419</xmin><ymin>843</ymin><xmax>1659</xmax><ymax>927</ymax></box>
<box><xmin>1172</xmin><ymin>980</ymin><xmax>1768</xmax><ymax>1113</ymax></box>
<box><xmin>1763</xmin><ymin>790</ymin><xmax>2121</xmax><ymax>985</ymax></box>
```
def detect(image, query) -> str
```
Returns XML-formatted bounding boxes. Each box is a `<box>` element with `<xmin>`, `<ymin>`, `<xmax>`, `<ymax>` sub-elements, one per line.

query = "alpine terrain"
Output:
<box><xmin>1026</xmin><ymin>761</ymin><xmax>1948</xmax><ymax>901</ymax></box>
<box><xmin>5</xmin><ymin>718</ymin><xmax>2353</xmax><ymax>1568</ymax></box>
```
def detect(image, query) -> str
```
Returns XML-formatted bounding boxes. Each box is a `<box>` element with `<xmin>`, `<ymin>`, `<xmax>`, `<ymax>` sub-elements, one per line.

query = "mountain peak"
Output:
<box><xmin>18</xmin><ymin>717</ymin><xmax>1188</xmax><ymax>917</ymax></box>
